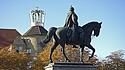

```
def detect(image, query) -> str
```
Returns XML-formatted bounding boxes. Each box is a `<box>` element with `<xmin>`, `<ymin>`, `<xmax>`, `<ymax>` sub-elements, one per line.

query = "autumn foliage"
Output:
<box><xmin>0</xmin><ymin>47</ymin><xmax>30</xmax><ymax>70</ymax></box>
<box><xmin>0</xmin><ymin>42</ymin><xmax>98</xmax><ymax>70</ymax></box>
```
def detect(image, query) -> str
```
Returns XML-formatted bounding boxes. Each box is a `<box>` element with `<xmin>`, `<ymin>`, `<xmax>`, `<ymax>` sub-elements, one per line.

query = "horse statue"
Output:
<box><xmin>41</xmin><ymin>21</ymin><xmax>102</xmax><ymax>63</ymax></box>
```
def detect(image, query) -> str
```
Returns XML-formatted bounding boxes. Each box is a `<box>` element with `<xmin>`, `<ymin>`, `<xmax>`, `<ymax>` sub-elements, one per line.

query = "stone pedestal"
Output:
<box><xmin>44</xmin><ymin>62</ymin><xmax>96</xmax><ymax>70</ymax></box>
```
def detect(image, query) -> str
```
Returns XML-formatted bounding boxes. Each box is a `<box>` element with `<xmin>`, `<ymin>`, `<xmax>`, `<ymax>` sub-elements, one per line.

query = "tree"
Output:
<box><xmin>105</xmin><ymin>50</ymin><xmax>125</xmax><ymax>70</ymax></box>
<box><xmin>0</xmin><ymin>42</ymin><xmax>99</xmax><ymax>69</ymax></box>
<box><xmin>97</xmin><ymin>50</ymin><xmax>125</xmax><ymax>70</ymax></box>
<box><xmin>0</xmin><ymin>47</ymin><xmax>30</xmax><ymax>69</ymax></box>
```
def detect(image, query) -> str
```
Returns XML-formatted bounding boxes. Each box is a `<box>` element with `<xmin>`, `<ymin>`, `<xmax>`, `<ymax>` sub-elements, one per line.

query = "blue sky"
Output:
<box><xmin>0</xmin><ymin>0</ymin><xmax>125</xmax><ymax>59</ymax></box>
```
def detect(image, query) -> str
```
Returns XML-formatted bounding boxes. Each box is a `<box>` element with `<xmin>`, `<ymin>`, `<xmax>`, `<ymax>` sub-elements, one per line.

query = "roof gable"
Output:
<box><xmin>23</xmin><ymin>26</ymin><xmax>48</xmax><ymax>36</ymax></box>
<box><xmin>0</xmin><ymin>29</ymin><xmax>21</xmax><ymax>47</ymax></box>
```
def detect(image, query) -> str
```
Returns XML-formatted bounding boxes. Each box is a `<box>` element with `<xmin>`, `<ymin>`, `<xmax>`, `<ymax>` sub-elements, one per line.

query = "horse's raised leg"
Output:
<box><xmin>60</xmin><ymin>44</ymin><xmax>70</xmax><ymax>62</ymax></box>
<box><xmin>86</xmin><ymin>44</ymin><xmax>95</xmax><ymax>60</ymax></box>
<box><xmin>80</xmin><ymin>46</ymin><xmax>84</xmax><ymax>63</ymax></box>
<box><xmin>50</xmin><ymin>42</ymin><xmax>59</xmax><ymax>63</ymax></box>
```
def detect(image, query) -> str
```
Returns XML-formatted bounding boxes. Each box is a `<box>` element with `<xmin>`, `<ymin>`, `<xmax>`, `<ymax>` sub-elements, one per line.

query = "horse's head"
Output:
<box><xmin>82</xmin><ymin>21</ymin><xmax>102</xmax><ymax>37</ymax></box>
<box><xmin>93</xmin><ymin>22</ymin><xmax>102</xmax><ymax>37</ymax></box>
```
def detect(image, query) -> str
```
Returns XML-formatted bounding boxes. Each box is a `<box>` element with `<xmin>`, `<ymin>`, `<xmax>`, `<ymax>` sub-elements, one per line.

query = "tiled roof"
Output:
<box><xmin>23</xmin><ymin>26</ymin><xmax>48</xmax><ymax>36</ymax></box>
<box><xmin>0</xmin><ymin>29</ymin><xmax>21</xmax><ymax>47</ymax></box>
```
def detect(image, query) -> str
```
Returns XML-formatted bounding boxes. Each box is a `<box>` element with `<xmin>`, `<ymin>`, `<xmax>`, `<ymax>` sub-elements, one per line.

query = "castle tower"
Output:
<box><xmin>30</xmin><ymin>7</ymin><xmax>45</xmax><ymax>27</ymax></box>
<box><xmin>23</xmin><ymin>8</ymin><xmax>47</xmax><ymax>52</ymax></box>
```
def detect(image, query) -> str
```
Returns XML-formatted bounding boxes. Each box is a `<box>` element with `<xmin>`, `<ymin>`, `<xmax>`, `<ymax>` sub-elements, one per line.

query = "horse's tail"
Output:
<box><xmin>43</xmin><ymin>27</ymin><xmax>57</xmax><ymax>44</ymax></box>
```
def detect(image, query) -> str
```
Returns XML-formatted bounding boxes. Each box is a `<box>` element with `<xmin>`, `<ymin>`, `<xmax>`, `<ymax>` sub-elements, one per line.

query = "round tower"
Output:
<box><xmin>30</xmin><ymin>7</ymin><xmax>45</xmax><ymax>27</ymax></box>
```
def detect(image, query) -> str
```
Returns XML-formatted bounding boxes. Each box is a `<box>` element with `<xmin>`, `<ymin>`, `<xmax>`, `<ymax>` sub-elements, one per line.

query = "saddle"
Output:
<box><xmin>66</xmin><ymin>26</ymin><xmax>84</xmax><ymax>43</ymax></box>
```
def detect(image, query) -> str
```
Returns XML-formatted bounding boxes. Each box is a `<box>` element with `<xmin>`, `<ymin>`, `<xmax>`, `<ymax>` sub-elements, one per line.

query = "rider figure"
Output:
<box><xmin>64</xmin><ymin>6</ymin><xmax>78</xmax><ymax>28</ymax></box>
<box><xmin>64</xmin><ymin>6</ymin><xmax>79</xmax><ymax>48</ymax></box>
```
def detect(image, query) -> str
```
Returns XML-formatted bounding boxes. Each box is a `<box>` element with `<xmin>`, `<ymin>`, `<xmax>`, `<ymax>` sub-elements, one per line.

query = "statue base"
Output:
<box><xmin>44</xmin><ymin>62</ymin><xmax>96</xmax><ymax>70</ymax></box>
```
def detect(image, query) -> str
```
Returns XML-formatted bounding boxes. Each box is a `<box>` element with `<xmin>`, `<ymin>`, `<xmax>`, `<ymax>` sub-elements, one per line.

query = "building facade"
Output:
<box><xmin>23</xmin><ymin>8</ymin><xmax>47</xmax><ymax>53</ymax></box>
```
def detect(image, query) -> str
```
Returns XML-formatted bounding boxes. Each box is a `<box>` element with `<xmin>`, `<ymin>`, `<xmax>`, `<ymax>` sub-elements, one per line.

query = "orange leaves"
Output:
<box><xmin>0</xmin><ymin>42</ymin><xmax>98</xmax><ymax>69</ymax></box>
<box><xmin>0</xmin><ymin>47</ymin><xmax>29</xmax><ymax>69</ymax></box>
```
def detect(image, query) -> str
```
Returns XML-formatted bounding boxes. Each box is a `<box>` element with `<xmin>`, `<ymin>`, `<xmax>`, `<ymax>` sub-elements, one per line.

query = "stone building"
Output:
<box><xmin>22</xmin><ymin>8</ymin><xmax>47</xmax><ymax>52</ymax></box>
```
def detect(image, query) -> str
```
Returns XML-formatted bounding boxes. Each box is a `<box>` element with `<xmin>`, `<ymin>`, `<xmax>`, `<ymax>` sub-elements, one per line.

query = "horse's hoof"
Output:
<box><xmin>50</xmin><ymin>60</ymin><xmax>53</xmax><ymax>63</ymax></box>
<box><xmin>80</xmin><ymin>61</ymin><xmax>84</xmax><ymax>63</ymax></box>
<box><xmin>66</xmin><ymin>59</ymin><xmax>71</xmax><ymax>62</ymax></box>
<box><xmin>80</xmin><ymin>60</ymin><xmax>84</xmax><ymax>63</ymax></box>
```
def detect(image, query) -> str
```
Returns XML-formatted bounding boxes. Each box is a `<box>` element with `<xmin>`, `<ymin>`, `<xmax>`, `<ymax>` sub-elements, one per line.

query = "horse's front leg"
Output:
<box><xmin>80</xmin><ymin>46</ymin><xmax>84</xmax><ymax>63</ymax></box>
<box><xmin>60</xmin><ymin>44</ymin><xmax>71</xmax><ymax>62</ymax></box>
<box><xmin>86</xmin><ymin>44</ymin><xmax>95</xmax><ymax>60</ymax></box>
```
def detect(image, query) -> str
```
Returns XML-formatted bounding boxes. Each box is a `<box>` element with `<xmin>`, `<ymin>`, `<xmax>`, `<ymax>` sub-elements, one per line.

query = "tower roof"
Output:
<box><xmin>30</xmin><ymin>8</ymin><xmax>45</xmax><ymax>27</ymax></box>
<box><xmin>23</xmin><ymin>26</ymin><xmax>47</xmax><ymax>36</ymax></box>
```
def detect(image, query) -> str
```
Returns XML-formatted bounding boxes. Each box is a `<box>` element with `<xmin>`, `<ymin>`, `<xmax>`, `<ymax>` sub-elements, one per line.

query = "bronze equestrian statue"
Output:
<box><xmin>41</xmin><ymin>21</ymin><xmax>102</xmax><ymax>63</ymax></box>
<box><xmin>41</xmin><ymin>6</ymin><xmax>102</xmax><ymax>63</ymax></box>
